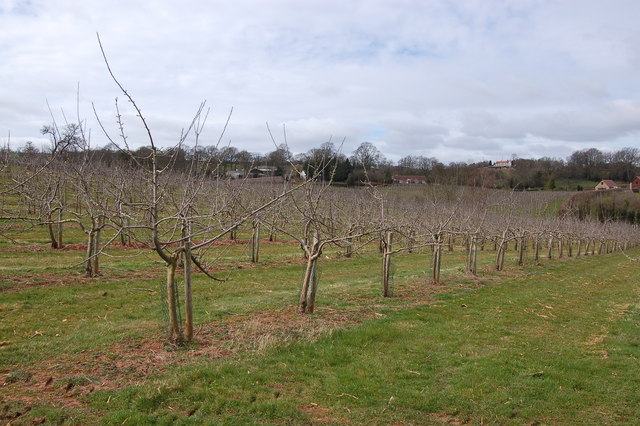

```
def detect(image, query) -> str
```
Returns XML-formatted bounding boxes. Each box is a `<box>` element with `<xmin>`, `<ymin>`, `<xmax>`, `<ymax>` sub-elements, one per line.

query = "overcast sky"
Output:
<box><xmin>1</xmin><ymin>0</ymin><xmax>639</xmax><ymax>163</ymax></box>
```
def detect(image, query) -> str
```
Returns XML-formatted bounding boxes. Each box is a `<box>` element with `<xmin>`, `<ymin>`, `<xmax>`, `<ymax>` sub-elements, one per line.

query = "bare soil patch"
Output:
<box><xmin>299</xmin><ymin>403</ymin><xmax>347</xmax><ymax>423</ymax></box>
<box><xmin>0</xmin><ymin>269</ymin><xmax>163</xmax><ymax>293</ymax></box>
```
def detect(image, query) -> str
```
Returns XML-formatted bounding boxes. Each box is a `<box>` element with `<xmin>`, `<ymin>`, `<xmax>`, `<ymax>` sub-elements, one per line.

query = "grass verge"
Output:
<box><xmin>2</xmin><ymin>248</ymin><xmax>636</xmax><ymax>424</ymax></box>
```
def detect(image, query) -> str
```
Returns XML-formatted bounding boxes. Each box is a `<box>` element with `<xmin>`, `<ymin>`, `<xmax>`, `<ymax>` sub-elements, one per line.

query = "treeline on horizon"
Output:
<box><xmin>5</xmin><ymin>133</ymin><xmax>639</xmax><ymax>190</ymax></box>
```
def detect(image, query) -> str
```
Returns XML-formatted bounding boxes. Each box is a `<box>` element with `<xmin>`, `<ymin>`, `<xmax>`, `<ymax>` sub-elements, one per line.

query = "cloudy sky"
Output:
<box><xmin>1</xmin><ymin>0</ymin><xmax>639</xmax><ymax>163</ymax></box>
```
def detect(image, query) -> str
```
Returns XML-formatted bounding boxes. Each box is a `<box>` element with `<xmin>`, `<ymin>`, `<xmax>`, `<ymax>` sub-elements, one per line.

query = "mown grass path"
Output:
<box><xmin>84</xmin><ymin>253</ymin><xmax>640</xmax><ymax>425</ymax></box>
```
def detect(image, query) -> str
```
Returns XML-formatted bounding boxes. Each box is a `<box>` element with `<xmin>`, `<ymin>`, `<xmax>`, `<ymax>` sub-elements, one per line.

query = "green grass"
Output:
<box><xmin>1</xmin><ymin>224</ymin><xmax>639</xmax><ymax>424</ymax></box>
<box><xmin>88</xmin><ymin>254</ymin><xmax>640</xmax><ymax>425</ymax></box>
<box><xmin>555</xmin><ymin>178</ymin><xmax>599</xmax><ymax>191</ymax></box>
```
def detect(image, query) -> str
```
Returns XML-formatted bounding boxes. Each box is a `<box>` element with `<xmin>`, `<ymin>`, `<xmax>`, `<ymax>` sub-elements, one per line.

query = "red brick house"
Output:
<box><xmin>630</xmin><ymin>176</ymin><xmax>640</xmax><ymax>192</ymax></box>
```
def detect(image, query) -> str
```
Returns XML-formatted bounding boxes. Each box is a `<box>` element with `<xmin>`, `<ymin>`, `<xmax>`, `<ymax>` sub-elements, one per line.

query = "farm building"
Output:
<box><xmin>595</xmin><ymin>179</ymin><xmax>620</xmax><ymax>190</ymax></box>
<box><xmin>630</xmin><ymin>176</ymin><xmax>640</xmax><ymax>192</ymax></box>
<box><xmin>393</xmin><ymin>175</ymin><xmax>427</xmax><ymax>184</ymax></box>
<box><xmin>249</xmin><ymin>166</ymin><xmax>278</xmax><ymax>178</ymax></box>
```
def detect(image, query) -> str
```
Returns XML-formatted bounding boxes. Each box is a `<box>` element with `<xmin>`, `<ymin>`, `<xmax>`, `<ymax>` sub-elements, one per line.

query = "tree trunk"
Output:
<box><xmin>495</xmin><ymin>231</ymin><xmax>507</xmax><ymax>271</ymax></box>
<box><xmin>166</xmin><ymin>257</ymin><xmax>183</xmax><ymax>344</ymax></box>
<box><xmin>302</xmin><ymin>219</ymin><xmax>311</xmax><ymax>259</ymax></box>
<box><xmin>183</xmin><ymin>222</ymin><xmax>193</xmax><ymax>343</ymax></box>
<box><xmin>558</xmin><ymin>238</ymin><xmax>564</xmax><ymax>259</ymax></box>
<box><xmin>305</xmin><ymin>257</ymin><xmax>319</xmax><ymax>313</ymax></box>
<box><xmin>517</xmin><ymin>235</ymin><xmax>526</xmax><ymax>266</ymax></box>
<box><xmin>577</xmin><ymin>239</ymin><xmax>582</xmax><ymax>257</ymax></box>
<box><xmin>92</xmin><ymin>218</ymin><xmax>102</xmax><ymax>276</ymax></box>
<box><xmin>496</xmin><ymin>243</ymin><xmax>505</xmax><ymax>271</ymax></box>
<box><xmin>466</xmin><ymin>234</ymin><xmax>478</xmax><ymax>276</ymax></box>
<box><xmin>268</xmin><ymin>225</ymin><xmax>276</xmax><ymax>242</ymax></box>
<box><xmin>382</xmin><ymin>231</ymin><xmax>393</xmax><ymax>297</ymax></box>
<box><xmin>432</xmin><ymin>233</ymin><xmax>442</xmax><ymax>284</ymax></box>
<box><xmin>345</xmin><ymin>227</ymin><xmax>354</xmax><ymax>258</ymax></box>
<box><xmin>299</xmin><ymin>232</ymin><xmax>320</xmax><ymax>314</ymax></box>
<box><xmin>85</xmin><ymin>230</ymin><xmax>95</xmax><ymax>277</ymax></box>
<box><xmin>48</xmin><ymin>219</ymin><xmax>59</xmax><ymax>249</ymax></box>
<box><xmin>299</xmin><ymin>257</ymin><xmax>314</xmax><ymax>314</ymax></box>
<box><xmin>251</xmin><ymin>220</ymin><xmax>260</xmax><ymax>263</ymax></box>
<box><xmin>464</xmin><ymin>235</ymin><xmax>470</xmax><ymax>257</ymax></box>
<box><xmin>56</xmin><ymin>211</ymin><xmax>64</xmax><ymax>249</ymax></box>
<box><xmin>547</xmin><ymin>237</ymin><xmax>554</xmax><ymax>259</ymax></box>
<box><xmin>534</xmin><ymin>238</ymin><xmax>540</xmax><ymax>262</ymax></box>
<box><xmin>120</xmin><ymin>216</ymin><xmax>131</xmax><ymax>246</ymax></box>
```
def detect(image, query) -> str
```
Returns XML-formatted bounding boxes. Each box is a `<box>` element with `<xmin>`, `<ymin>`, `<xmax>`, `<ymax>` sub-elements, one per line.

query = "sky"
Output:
<box><xmin>1</xmin><ymin>0</ymin><xmax>639</xmax><ymax>164</ymax></box>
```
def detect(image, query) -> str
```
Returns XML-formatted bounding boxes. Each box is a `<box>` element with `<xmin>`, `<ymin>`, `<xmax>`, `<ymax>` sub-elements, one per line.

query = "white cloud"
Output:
<box><xmin>1</xmin><ymin>0</ymin><xmax>639</xmax><ymax>163</ymax></box>
<box><xmin>461</xmin><ymin>100</ymin><xmax>640</xmax><ymax>144</ymax></box>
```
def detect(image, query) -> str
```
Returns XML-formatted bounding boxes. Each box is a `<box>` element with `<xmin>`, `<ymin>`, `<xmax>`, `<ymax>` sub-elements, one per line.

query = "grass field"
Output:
<box><xmin>1</xmin><ymin>225</ymin><xmax>639</xmax><ymax>424</ymax></box>
<box><xmin>552</xmin><ymin>178</ymin><xmax>627</xmax><ymax>192</ymax></box>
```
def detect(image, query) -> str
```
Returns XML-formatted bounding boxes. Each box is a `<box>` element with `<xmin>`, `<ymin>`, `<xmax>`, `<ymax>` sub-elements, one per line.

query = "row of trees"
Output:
<box><xmin>396</xmin><ymin>147</ymin><xmax>640</xmax><ymax>190</ymax></box>
<box><xmin>2</xmin><ymin>35</ymin><xmax>639</xmax><ymax>347</ymax></box>
<box><xmin>8</xmin><ymin>137</ymin><xmax>639</xmax><ymax>190</ymax></box>
<box><xmin>4</xmin><ymin>136</ymin><xmax>639</xmax><ymax>337</ymax></box>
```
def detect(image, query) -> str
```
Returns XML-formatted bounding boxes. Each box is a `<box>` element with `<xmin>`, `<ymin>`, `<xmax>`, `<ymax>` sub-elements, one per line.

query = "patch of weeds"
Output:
<box><xmin>163</xmin><ymin>341</ymin><xmax>190</xmax><ymax>352</ymax></box>
<box><xmin>106</xmin><ymin>351</ymin><xmax>120</xmax><ymax>360</ymax></box>
<box><xmin>54</xmin><ymin>374</ymin><xmax>100</xmax><ymax>390</ymax></box>
<box><xmin>122</xmin><ymin>338</ymin><xmax>143</xmax><ymax>350</ymax></box>
<box><xmin>27</xmin><ymin>405</ymin><xmax>76</xmax><ymax>424</ymax></box>
<box><xmin>4</xmin><ymin>368</ymin><xmax>32</xmax><ymax>384</ymax></box>
<box><xmin>0</xmin><ymin>398</ymin><xmax>31</xmax><ymax>420</ymax></box>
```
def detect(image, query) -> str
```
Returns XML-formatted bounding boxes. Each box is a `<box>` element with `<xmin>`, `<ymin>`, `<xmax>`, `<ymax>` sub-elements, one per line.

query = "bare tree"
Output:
<box><xmin>94</xmin><ymin>34</ymin><xmax>309</xmax><ymax>342</ymax></box>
